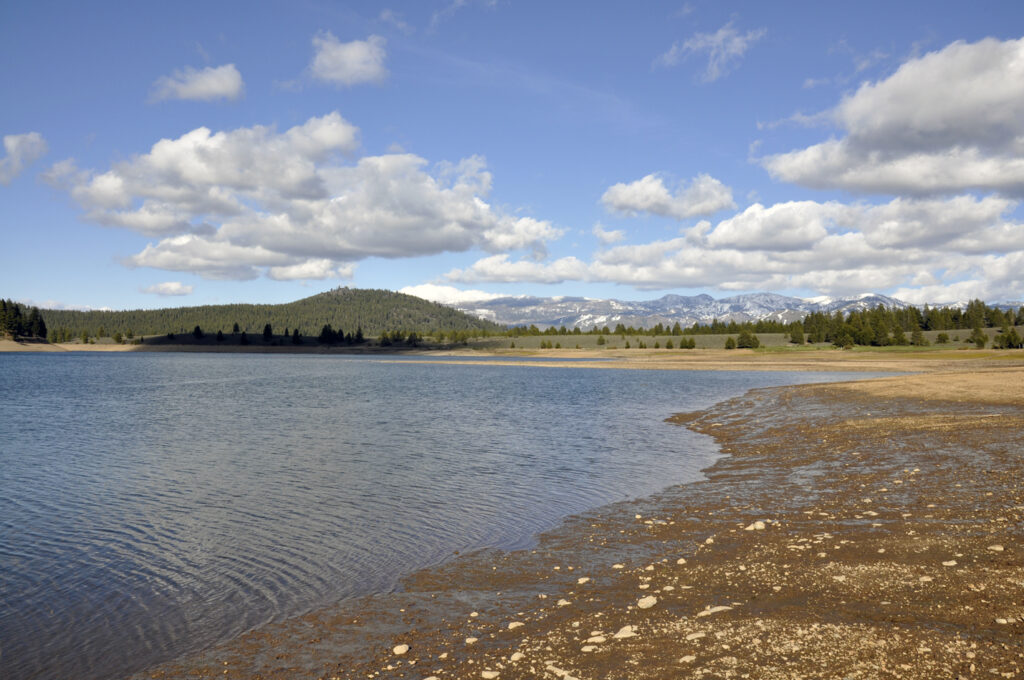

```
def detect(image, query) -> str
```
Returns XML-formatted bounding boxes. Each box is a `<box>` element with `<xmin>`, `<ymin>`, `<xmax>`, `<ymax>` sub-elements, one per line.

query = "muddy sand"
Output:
<box><xmin>129</xmin><ymin>365</ymin><xmax>1021</xmax><ymax>679</ymax></box>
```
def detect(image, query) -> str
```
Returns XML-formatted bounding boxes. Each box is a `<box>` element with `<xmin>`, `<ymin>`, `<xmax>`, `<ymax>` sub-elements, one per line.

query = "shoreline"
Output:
<box><xmin>134</xmin><ymin>365</ymin><xmax>1024</xmax><ymax>679</ymax></box>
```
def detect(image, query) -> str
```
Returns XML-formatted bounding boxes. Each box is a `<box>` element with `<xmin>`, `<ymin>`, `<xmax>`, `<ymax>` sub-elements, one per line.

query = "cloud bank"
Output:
<box><xmin>49</xmin><ymin>113</ymin><xmax>560</xmax><ymax>281</ymax></box>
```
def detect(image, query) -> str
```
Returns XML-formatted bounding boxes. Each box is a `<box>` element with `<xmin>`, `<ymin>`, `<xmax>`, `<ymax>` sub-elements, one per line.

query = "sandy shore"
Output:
<box><xmin>131</xmin><ymin>363</ymin><xmax>1023</xmax><ymax>680</ymax></box>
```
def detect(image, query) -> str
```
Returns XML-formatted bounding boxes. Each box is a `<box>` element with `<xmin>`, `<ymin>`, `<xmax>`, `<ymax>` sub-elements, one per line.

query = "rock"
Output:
<box><xmin>508</xmin><ymin>621</ymin><xmax>524</xmax><ymax>630</ymax></box>
<box><xmin>481</xmin><ymin>671</ymin><xmax>499</xmax><ymax>679</ymax></box>
<box><xmin>987</xmin><ymin>544</ymin><xmax>1005</xmax><ymax>552</ymax></box>
<box><xmin>577</xmin><ymin>577</ymin><xmax>590</xmax><ymax>584</ymax></box>
<box><xmin>676</xmin><ymin>558</ymin><xmax>687</xmax><ymax>565</ymax></box>
<box><xmin>696</xmin><ymin>605</ymin><xmax>732</xmax><ymax>618</ymax></box>
<box><xmin>612</xmin><ymin>563</ymin><xmax>625</xmax><ymax>569</ymax></box>
<box><xmin>509</xmin><ymin>652</ymin><xmax>525</xmax><ymax>662</ymax></box>
<box><xmin>586</xmin><ymin>635</ymin><xmax>606</xmax><ymax>643</ymax></box>
<box><xmin>581</xmin><ymin>645</ymin><xmax>596</xmax><ymax>652</ymax></box>
<box><xmin>995</xmin><ymin>617</ymin><xmax>1009</xmax><ymax>624</ymax></box>
<box><xmin>705</xmin><ymin>537</ymin><xmax>715</xmax><ymax>545</ymax></box>
<box><xmin>613</xmin><ymin>625</ymin><xmax>637</xmax><ymax>639</ymax></box>
<box><xmin>744</xmin><ymin>520</ymin><xmax>766</xmax><ymax>531</ymax></box>
<box><xmin>686</xmin><ymin>632</ymin><xmax>706</xmax><ymax>641</ymax></box>
<box><xmin>919</xmin><ymin>576</ymin><xmax>933</xmax><ymax>582</ymax></box>
<box><xmin>637</xmin><ymin>595</ymin><xmax>658</xmax><ymax>609</ymax></box>
<box><xmin>942</xmin><ymin>560</ymin><xmax>957</xmax><ymax>566</ymax></box>
<box><xmin>466</xmin><ymin>637</ymin><xmax>478</xmax><ymax>645</ymax></box>
<box><xmin>392</xmin><ymin>644</ymin><xmax>409</xmax><ymax>655</ymax></box>
<box><xmin>832</xmin><ymin>575</ymin><xmax>847</xmax><ymax>582</ymax></box>
<box><xmin>545</xmin><ymin>664</ymin><xmax>579</xmax><ymax>680</ymax></box>
<box><xmin>557</xmin><ymin>598</ymin><xmax>571</xmax><ymax>607</ymax></box>
<box><xmin>680</xmin><ymin>655</ymin><xmax>697</xmax><ymax>663</ymax></box>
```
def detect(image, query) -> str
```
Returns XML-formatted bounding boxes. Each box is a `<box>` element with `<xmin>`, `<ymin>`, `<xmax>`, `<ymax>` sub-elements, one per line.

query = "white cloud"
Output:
<box><xmin>399</xmin><ymin>283</ymin><xmax>502</xmax><ymax>305</ymax></box>
<box><xmin>601</xmin><ymin>173</ymin><xmax>735</xmax><ymax>219</ymax></box>
<box><xmin>592</xmin><ymin>223</ymin><xmax>625</xmax><ymax>245</ymax></box>
<box><xmin>151</xmin><ymin>64</ymin><xmax>244</xmax><ymax>102</ymax></box>
<box><xmin>448</xmin><ymin>194</ymin><xmax>1024</xmax><ymax>300</ymax></box>
<box><xmin>54</xmin><ymin>113</ymin><xmax>560</xmax><ymax>281</ymax></box>
<box><xmin>0</xmin><ymin>132</ymin><xmax>48</xmax><ymax>184</ymax></box>
<box><xmin>764</xmin><ymin>37</ymin><xmax>1024</xmax><ymax>195</ymax></box>
<box><xmin>142</xmin><ymin>281</ymin><xmax>194</xmax><ymax>296</ymax></box>
<box><xmin>310</xmin><ymin>33</ymin><xmax>388</xmax><ymax>86</ymax></box>
<box><xmin>656</xmin><ymin>21</ymin><xmax>766</xmax><ymax>82</ymax></box>
<box><xmin>379</xmin><ymin>9</ymin><xmax>414</xmax><ymax>34</ymax></box>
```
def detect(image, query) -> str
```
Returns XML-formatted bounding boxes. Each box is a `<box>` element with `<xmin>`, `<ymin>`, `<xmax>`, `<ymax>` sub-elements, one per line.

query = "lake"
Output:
<box><xmin>0</xmin><ymin>352</ymin><xmax>873</xmax><ymax>679</ymax></box>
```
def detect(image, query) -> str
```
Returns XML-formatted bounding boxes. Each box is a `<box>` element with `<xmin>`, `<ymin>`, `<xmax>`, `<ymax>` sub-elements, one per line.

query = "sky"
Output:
<box><xmin>2</xmin><ymin>1</ymin><xmax>1023</xmax><ymax>310</ymax></box>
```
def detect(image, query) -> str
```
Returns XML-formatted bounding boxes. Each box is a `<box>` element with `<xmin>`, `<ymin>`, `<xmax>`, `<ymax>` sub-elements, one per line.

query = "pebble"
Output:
<box><xmin>987</xmin><ymin>544</ymin><xmax>1005</xmax><ymax>552</ymax></box>
<box><xmin>481</xmin><ymin>671</ymin><xmax>499</xmax><ymax>679</ymax></box>
<box><xmin>942</xmin><ymin>560</ymin><xmax>957</xmax><ymax>566</ymax></box>
<box><xmin>557</xmin><ymin>599</ymin><xmax>571</xmax><ymax>607</ymax></box>
<box><xmin>680</xmin><ymin>655</ymin><xmax>697</xmax><ymax>663</ymax></box>
<box><xmin>392</xmin><ymin>644</ymin><xmax>409</xmax><ymax>655</ymax></box>
<box><xmin>686</xmin><ymin>632</ymin><xmax>706</xmax><ymax>641</ymax></box>
<box><xmin>509</xmin><ymin>652</ymin><xmax>525</xmax><ymax>662</ymax></box>
<box><xmin>466</xmin><ymin>637</ymin><xmax>478</xmax><ymax>645</ymax></box>
<box><xmin>744</xmin><ymin>520</ymin><xmax>766</xmax><ymax>531</ymax></box>
<box><xmin>612</xmin><ymin>563</ymin><xmax>625</xmax><ymax>569</ymax></box>
<box><xmin>577</xmin><ymin>577</ymin><xmax>590</xmax><ymax>584</ymax></box>
<box><xmin>508</xmin><ymin>621</ymin><xmax>524</xmax><ymax>630</ymax></box>
<box><xmin>581</xmin><ymin>645</ymin><xmax>596</xmax><ymax>652</ymax></box>
<box><xmin>676</xmin><ymin>558</ymin><xmax>687</xmax><ymax>565</ymax></box>
<box><xmin>586</xmin><ymin>635</ymin><xmax>606</xmax><ymax>643</ymax></box>
<box><xmin>833</xmin><ymin>575</ymin><xmax>847</xmax><ymax>582</ymax></box>
<box><xmin>637</xmin><ymin>595</ymin><xmax>658</xmax><ymax>609</ymax></box>
<box><xmin>919</xmin><ymin>576</ymin><xmax>933</xmax><ymax>583</ymax></box>
<box><xmin>613</xmin><ymin>625</ymin><xmax>637</xmax><ymax>639</ymax></box>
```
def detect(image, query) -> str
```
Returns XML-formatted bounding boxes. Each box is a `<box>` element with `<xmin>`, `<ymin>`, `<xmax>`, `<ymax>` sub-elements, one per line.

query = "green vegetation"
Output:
<box><xmin>1</xmin><ymin>299</ymin><xmax>47</xmax><ymax>340</ymax></box>
<box><xmin>36</xmin><ymin>287</ymin><xmax>504</xmax><ymax>341</ymax></box>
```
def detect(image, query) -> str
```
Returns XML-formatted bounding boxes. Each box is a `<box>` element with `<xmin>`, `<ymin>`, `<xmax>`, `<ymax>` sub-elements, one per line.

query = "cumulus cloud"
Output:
<box><xmin>151</xmin><ymin>64</ymin><xmax>244</xmax><ymax>102</ymax></box>
<box><xmin>601</xmin><ymin>173</ymin><xmax>735</xmax><ymax>219</ymax></box>
<box><xmin>448</xmin><ymin>194</ymin><xmax>1024</xmax><ymax>300</ymax></box>
<box><xmin>53</xmin><ymin>113</ymin><xmax>561</xmax><ymax>281</ymax></box>
<box><xmin>592</xmin><ymin>223</ymin><xmax>625</xmax><ymax>245</ymax></box>
<box><xmin>763</xmin><ymin>37</ymin><xmax>1024</xmax><ymax>195</ymax></box>
<box><xmin>310</xmin><ymin>33</ymin><xmax>388</xmax><ymax>86</ymax></box>
<box><xmin>142</xmin><ymin>281</ymin><xmax>193</xmax><ymax>296</ymax></box>
<box><xmin>656</xmin><ymin>21</ymin><xmax>766</xmax><ymax>82</ymax></box>
<box><xmin>0</xmin><ymin>132</ymin><xmax>48</xmax><ymax>184</ymax></box>
<box><xmin>398</xmin><ymin>283</ymin><xmax>502</xmax><ymax>305</ymax></box>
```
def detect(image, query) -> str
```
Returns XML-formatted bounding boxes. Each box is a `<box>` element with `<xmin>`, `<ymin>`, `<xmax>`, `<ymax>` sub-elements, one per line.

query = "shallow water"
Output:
<box><xmin>0</xmin><ymin>352</ymin><xmax>875</xmax><ymax>679</ymax></box>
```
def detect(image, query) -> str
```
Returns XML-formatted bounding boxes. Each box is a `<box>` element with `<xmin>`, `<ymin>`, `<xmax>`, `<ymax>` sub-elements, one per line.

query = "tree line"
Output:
<box><xmin>0</xmin><ymin>299</ymin><xmax>47</xmax><ymax>340</ymax></box>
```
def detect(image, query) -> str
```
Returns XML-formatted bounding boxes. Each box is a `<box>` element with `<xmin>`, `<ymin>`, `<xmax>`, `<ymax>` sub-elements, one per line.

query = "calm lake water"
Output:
<box><xmin>0</xmin><ymin>352</ymin><xmax>871</xmax><ymax>679</ymax></box>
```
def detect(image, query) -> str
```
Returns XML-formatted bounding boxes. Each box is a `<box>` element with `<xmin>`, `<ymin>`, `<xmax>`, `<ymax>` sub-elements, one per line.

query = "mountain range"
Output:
<box><xmin>443</xmin><ymin>292</ymin><xmax>916</xmax><ymax>330</ymax></box>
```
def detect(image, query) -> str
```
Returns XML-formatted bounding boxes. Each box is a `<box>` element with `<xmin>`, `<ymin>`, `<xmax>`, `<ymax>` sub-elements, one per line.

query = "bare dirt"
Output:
<box><xmin>134</xmin><ymin>365</ymin><xmax>1024</xmax><ymax>680</ymax></box>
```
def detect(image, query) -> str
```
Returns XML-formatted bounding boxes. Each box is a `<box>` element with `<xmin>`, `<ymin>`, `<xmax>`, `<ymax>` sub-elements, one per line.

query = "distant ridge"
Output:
<box><xmin>38</xmin><ymin>287</ymin><xmax>505</xmax><ymax>338</ymax></box>
<box><xmin>440</xmin><ymin>292</ymin><xmax>915</xmax><ymax>329</ymax></box>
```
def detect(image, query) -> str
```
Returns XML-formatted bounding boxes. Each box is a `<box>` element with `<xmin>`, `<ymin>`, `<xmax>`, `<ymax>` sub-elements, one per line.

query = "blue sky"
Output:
<box><xmin>2</xmin><ymin>1</ymin><xmax>1023</xmax><ymax>310</ymax></box>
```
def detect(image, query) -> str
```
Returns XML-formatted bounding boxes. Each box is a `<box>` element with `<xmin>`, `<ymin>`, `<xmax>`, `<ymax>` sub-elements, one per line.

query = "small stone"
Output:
<box><xmin>586</xmin><ymin>635</ymin><xmax>606</xmax><ymax>643</ymax></box>
<box><xmin>466</xmin><ymin>637</ymin><xmax>478</xmax><ymax>645</ymax></box>
<box><xmin>393</xmin><ymin>644</ymin><xmax>409</xmax><ymax>655</ymax></box>
<box><xmin>508</xmin><ymin>621</ymin><xmax>524</xmax><ymax>630</ymax></box>
<box><xmin>833</xmin><ymin>575</ymin><xmax>847</xmax><ymax>582</ymax></box>
<box><xmin>705</xmin><ymin>537</ymin><xmax>715</xmax><ymax>545</ymax></box>
<box><xmin>942</xmin><ymin>560</ymin><xmax>957</xmax><ymax>567</ymax></box>
<box><xmin>645</xmin><ymin>565</ymin><xmax>655</xmax><ymax>571</ymax></box>
<box><xmin>581</xmin><ymin>645</ymin><xmax>596</xmax><ymax>652</ymax></box>
<box><xmin>557</xmin><ymin>599</ymin><xmax>571</xmax><ymax>607</ymax></box>
<box><xmin>612</xmin><ymin>563</ymin><xmax>625</xmax><ymax>569</ymax></box>
<box><xmin>613</xmin><ymin>625</ymin><xmax>637</xmax><ymax>639</ymax></box>
<box><xmin>680</xmin><ymin>655</ymin><xmax>697</xmax><ymax>663</ymax></box>
<box><xmin>686</xmin><ymin>632</ymin><xmax>706</xmax><ymax>641</ymax></box>
<box><xmin>509</xmin><ymin>652</ymin><xmax>525</xmax><ymax>662</ymax></box>
<box><xmin>470</xmin><ymin>611</ymin><xmax>479</xmax><ymax>617</ymax></box>
<box><xmin>637</xmin><ymin>595</ymin><xmax>658</xmax><ymax>609</ymax></box>
<box><xmin>744</xmin><ymin>520</ymin><xmax>766</xmax><ymax>531</ymax></box>
<box><xmin>577</xmin><ymin>577</ymin><xmax>590</xmax><ymax>584</ymax></box>
<box><xmin>438</xmin><ymin>652</ymin><xmax>448</xmax><ymax>660</ymax></box>
<box><xmin>919</xmin><ymin>576</ymin><xmax>933</xmax><ymax>583</ymax></box>
<box><xmin>995</xmin><ymin>617</ymin><xmax>1009</xmax><ymax>624</ymax></box>
<box><xmin>696</xmin><ymin>605</ymin><xmax>732</xmax><ymax>618</ymax></box>
<box><xmin>987</xmin><ymin>544</ymin><xmax>1005</xmax><ymax>552</ymax></box>
<box><xmin>676</xmin><ymin>558</ymin><xmax>687</xmax><ymax>565</ymax></box>
<box><xmin>481</xmin><ymin>672</ymin><xmax>499</xmax><ymax>679</ymax></box>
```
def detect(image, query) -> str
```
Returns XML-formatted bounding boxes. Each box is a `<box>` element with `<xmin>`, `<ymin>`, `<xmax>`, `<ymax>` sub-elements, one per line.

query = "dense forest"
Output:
<box><xmin>1</xmin><ymin>299</ymin><xmax>47</xmax><ymax>340</ymax></box>
<box><xmin>37</xmin><ymin>288</ymin><xmax>505</xmax><ymax>342</ymax></box>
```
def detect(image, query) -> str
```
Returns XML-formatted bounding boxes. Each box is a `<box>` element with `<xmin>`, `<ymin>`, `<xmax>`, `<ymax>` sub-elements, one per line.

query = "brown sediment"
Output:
<box><xmin>136</xmin><ymin>367</ymin><xmax>1023</xmax><ymax>680</ymax></box>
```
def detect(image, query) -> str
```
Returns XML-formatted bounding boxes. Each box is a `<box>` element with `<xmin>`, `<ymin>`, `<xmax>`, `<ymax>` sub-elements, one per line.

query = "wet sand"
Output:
<box><xmin>133</xmin><ymin>363</ymin><xmax>1024</xmax><ymax>680</ymax></box>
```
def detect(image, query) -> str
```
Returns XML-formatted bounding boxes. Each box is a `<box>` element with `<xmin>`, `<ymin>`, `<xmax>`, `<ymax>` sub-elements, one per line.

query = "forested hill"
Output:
<box><xmin>38</xmin><ymin>288</ymin><xmax>506</xmax><ymax>339</ymax></box>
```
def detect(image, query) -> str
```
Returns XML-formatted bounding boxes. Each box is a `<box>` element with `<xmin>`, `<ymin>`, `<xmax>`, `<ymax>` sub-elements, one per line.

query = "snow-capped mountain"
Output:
<box><xmin>440</xmin><ymin>292</ymin><xmax>911</xmax><ymax>329</ymax></box>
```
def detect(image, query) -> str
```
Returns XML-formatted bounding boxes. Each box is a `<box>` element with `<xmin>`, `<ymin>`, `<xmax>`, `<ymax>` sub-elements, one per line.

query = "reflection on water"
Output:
<box><xmin>0</xmin><ymin>353</ymin><xmax>865</xmax><ymax>679</ymax></box>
